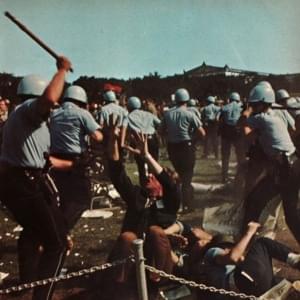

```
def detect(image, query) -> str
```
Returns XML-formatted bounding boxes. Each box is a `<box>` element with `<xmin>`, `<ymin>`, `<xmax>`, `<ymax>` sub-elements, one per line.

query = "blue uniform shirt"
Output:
<box><xmin>0</xmin><ymin>98</ymin><xmax>50</xmax><ymax>168</ymax></box>
<box><xmin>127</xmin><ymin>109</ymin><xmax>161</xmax><ymax>135</ymax></box>
<box><xmin>98</xmin><ymin>102</ymin><xmax>128</xmax><ymax>127</ymax></box>
<box><xmin>162</xmin><ymin>106</ymin><xmax>203</xmax><ymax>143</ymax></box>
<box><xmin>201</xmin><ymin>103</ymin><xmax>220</xmax><ymax>124</ymax></box>
<box><xmin>272</xmin><ymin>103</ymin><xmax>295</xmax><ymax>129</ymax></box>
<box><xmin>188</xmin><ymin>107</ymin><xmax>202</xmax><ymax>122</ymax></box>
<box><xmin>50</xmin><ymin>102</ymin><xmax>100</xmax><ymax>154</ymax></box>
<box><xmin>220</xmin><ymin>101</ymin><xmax>242</xmax><ymax>126</ymax></box>
<box><xmin>247</xmin><ymin>108</ymin><xmax>295</xmax><ymax>157</ymax></box>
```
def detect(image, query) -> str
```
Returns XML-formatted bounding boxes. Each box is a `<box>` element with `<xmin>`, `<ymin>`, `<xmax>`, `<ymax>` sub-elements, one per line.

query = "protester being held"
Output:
<box><xmin>239</xmin><ymin>83</ymin><xmax>300</xmax><ymax>245</ymax></box>
<box><xmin>0</xmin><ymin>56</ymin><xmax>72</xmax><ymax>300</ymax></box>
<box><xmin>122</xmin><ymin>96</ymin><xmax>161</xmax><ymax>186</ymax></box>
<box><xmin>49</xmin><ymin>85</ymin><xmax>103</xmax><ymax>234</ymax></box>
<box><xmin>162</xmin><ymin>88</ymin><xmax>205</xmax><ymax>210</ymax></box>
<box><xmin>190</xmin><ymin>222</ymin><xmax>300</xmax><ymax>297</ymax></box>
<box><xmin>201</xmin><ymin>95</ymin><xmax>220</xmax><ymax>159</ymax></box>
<box><xmin>98</xmin><ymin>115</ymin><xmax>181</xmax><ymax>300</ymax></box>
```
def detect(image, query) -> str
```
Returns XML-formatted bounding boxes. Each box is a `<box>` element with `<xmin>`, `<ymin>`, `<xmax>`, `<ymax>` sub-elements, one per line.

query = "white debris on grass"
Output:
<box><xmin>192</xmin><ymin>182</ymin><xmax>225</xmax><ymax>193</ymax></box>
<box><xmin>13</xmin><ymin>225</ymin><xmax>23</xmax><ymax>232</ymax></box>
<box><xmin>81</xmin><ymin>209</ymin><xmax>113</xmax><ymax>219</ymax></box>
<box><xmin>0</xmin><ymin>272</ymin><xmax>9</xmax><ymax>285</ymax></box>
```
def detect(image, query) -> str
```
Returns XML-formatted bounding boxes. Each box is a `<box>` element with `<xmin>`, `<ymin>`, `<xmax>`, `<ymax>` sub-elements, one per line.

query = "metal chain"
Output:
<box><xmin>145</xmin><ymin>264</ymin><xmax>258</xmax><ymax>300</ymax></box>
<box><xmin>0</xmin><ymin>256</ymin><xmax>133</xmax><ymax>295</ymax></box>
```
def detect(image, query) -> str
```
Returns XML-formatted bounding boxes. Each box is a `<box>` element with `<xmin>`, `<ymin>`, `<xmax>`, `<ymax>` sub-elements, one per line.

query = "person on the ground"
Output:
<box><xmin>98</xmin><ymin>115</ymin><xmax>181</xmax><ymax>300</ymax></box>
<box><xmin>190</xmin><ymin>222</ymin><xmax>300</xmax><ymax>298</ymax></box>
<box><xmin>0</xmin><ymin>56</ymin><xmax>72</xmax><ymax>300</ymax></box>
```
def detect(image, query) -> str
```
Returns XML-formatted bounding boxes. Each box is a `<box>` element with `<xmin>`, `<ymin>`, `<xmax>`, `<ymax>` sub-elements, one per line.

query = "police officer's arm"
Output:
<box><xmin>37</xmin><ymin>56</ymin><xmax>72</xmax><ymax>117</ymax></box>
<box><xmin>214</xmin><ymin>222</ymin><xmax>260</xmax><ymax>265</ymax></box>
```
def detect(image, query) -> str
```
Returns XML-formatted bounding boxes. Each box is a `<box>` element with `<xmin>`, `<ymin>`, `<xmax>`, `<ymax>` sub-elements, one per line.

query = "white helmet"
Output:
<box><xmin>249</xmin><ymin>84</ymin><xmax>275</xmax><ymax>104</ymax></box>
<box><xmin>17</xmin><ymin>74</ymin><xmax>48</xmax><ymax>96</ymax></box>
<box><xmin>63</xmin><ymin>85</ymin><xmax>87</xmax><ymax>104</ymax></box>
<box><xmin>103</xmin><ymin>90</ymin><xmax>117</xmax><ymax>102</ymax></box>
<box><xmin>175</xmin><ymin>88</ymin><xmax>190</xmax><ymax>103</ymax></box>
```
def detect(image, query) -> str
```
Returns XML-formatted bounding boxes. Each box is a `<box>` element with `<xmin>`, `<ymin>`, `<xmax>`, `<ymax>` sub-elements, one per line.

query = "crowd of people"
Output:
<box><xmin>0</xmin><ymin>55</ymin><xmax>300</xmax><ymax>300</ymax></box>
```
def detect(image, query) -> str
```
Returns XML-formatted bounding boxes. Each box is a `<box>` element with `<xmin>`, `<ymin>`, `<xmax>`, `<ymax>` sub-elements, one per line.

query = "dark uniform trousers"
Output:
<box><xmin>0</xmin><ymin>165</ymin><xmax>67</xmax><ymax>300</ymax></box>
<box><xmin>134</xmin><ymin>134</ymin><xmax>159</xmax><ymax>187</ymax></box>
<box><xmin>243</xmin><ymin>152</ymin><xmax>300</xmax><ymax>245</ymax></box>
<box><xmin>50</xmin><ymin>153</ymin><xmax>91</xmax><ymax>232</ymax></box>
<box><xmin>167</xmin><ymin>140</ymin><xmax>196</xmax><ymax>208</ymax></box>
<box><xmin>220</xmin><ymin>125</ymin><xmax>246</xmax><ymax>183</ymax></box>
<box><xmin>203</xmin><ymin>121</ymin><xmax>219</xmax><ymax>159</ymax></box>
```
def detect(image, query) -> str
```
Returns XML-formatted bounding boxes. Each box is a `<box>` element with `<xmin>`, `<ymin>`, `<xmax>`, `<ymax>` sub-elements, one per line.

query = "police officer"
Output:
<box><xmin>0</xmin><ymin>56</ymin><xmax>72</xmax><ymax>300</ymax></box>
<box><xmin>187</xmin><ymin>99</ymin><xmax>201</xmax><ymax>121</ymax></box>
<box><xmin>123</xmin><ymin>96</ymin><xmax>161</xmax><ymax>186</ymax></box>
<box><xmin>98</xmin><ymin>90</ymin><xmax>128</xmax><ymax>128</ymax></box>
<box><xmin>240</xmin><ymin>83</ymin><xmax>300</xmax><ymax>245</ymax></box>
<box><xmin>276</xmin><ymin>89</ymin><xmax>300</xmax><ymax>150</ymax></box>
<box><xmin>201</xmin><ymin>96</ymin><xmax>220</xmax><ymax>159</ymax></box>
<box><xmin>162</xmin><ymin>88</ymin><xmax>205</xmax><ymax>209</ymax></box>
<box><xmin>219</xmin><ymin>92</ymin><xmax>245</xmax><ymax>183</ymax></box>
<box><xmin>49</xmin><ymin>85</ymin><xmax>103</xmax><ymax>232</ymax></box>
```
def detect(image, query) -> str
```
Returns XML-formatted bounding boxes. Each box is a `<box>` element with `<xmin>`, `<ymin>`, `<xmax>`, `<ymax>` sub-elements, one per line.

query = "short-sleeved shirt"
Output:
<box><xmin>220</xmin><ymin>101</ymin><xmax>242</xmax><ymax>126</ymax></box>
<box><xmin>127</xmin><ymin>109</ymin><xmax>161</xmax><ymax>135</ymax></box>
<box><xmin>0</xmin><ymin>98</ymin><xmax>50</xmax><ymax>168</ymax></box>
<box><xmin>98</xmin><ymin>102</ymin><xmax>128</xmax><ymax>127</ymax></box>
<box><xmin>188</xmin><ymin>107</ymin><xmax>202</xmax><ymax>122</ymax></box>
<box><xmin>286</xmin><ymin>98</ymin><xmax>300</xmax><ymax>119</ymax></box>
<box><xmin>272</xmin><ymin>103</ymin><xmax>295</xmax><ymax>129</ymax></box>
<box><xmin>50</xmin><ymin>102</ymin><xmax>100</xmax><ymax>154</ymax></box>
<box><xmin>201</xmin><ymin>104</ymin><xmax>220</xmax><ymax>123</ymax></box>
<box><xmin>162</xmin><ymin>106</ymin><xmax>203</xmax><ymax>143</ymax></box>
<box><xmin>247</xmin><ymin>109</ymin><xmax>295</xmax><ymax>157</ymax></box>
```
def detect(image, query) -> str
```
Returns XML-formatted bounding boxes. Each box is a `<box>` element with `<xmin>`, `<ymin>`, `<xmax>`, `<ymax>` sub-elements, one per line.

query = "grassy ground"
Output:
<box><xmin>0</xmin><ymin>145</ymin><xmax>299</xmax><ymax>299</ymax></box>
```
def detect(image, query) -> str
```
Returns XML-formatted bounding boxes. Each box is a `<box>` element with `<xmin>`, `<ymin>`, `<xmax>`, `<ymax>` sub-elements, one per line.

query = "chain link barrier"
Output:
<box><xmin>0</xmin><ymin>256</ymin><xmax>133</xmax><ymax>295</ymax></box>
<box><xmin>145</xmin><ymin>264</ymin><xmax>258</xmax><ymax>300</ymax></box>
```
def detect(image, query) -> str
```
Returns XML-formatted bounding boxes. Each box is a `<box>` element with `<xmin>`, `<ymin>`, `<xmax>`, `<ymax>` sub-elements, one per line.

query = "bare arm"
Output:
<box><xmin>37</xmin><ymin>56</ymin><xmax>72</xmax><ymax>117</ymax></box>
<box><xmin>90</xmin><ymin>129</ymin><xmax>103</xmax><ymax>142</ymax></box>
<box><xmin>215</xmin><ymin>222</ymin><xmax>260</xmax><ymax>265</ymax></box>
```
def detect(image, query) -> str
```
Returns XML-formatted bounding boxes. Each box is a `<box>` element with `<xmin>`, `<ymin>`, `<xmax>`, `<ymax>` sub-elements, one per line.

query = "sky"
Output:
<box><xmin>0</xmin><ymin>0</ymin><xmax>300</xmax><ymax>82</ymax></box>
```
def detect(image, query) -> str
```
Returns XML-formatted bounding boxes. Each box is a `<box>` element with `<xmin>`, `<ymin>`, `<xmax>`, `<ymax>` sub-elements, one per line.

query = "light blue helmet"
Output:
<box><xmin>17</xmin><ymin>74</ymin><xmax>48</xmax><ymax>96</ymax></box>
<box><xmin>276</xmin><ymin>89</ymin><xmax>290</xmax><ymax>102</ymax></box>
<box><xmin>188</xmin><ymin>99</ymin><xmax>197</xmax><ymax>107</ymax></box>
<box><xmin>103</xmin><ymin>90</ymin><xmax>117</xmax><ymax>102</ymax></box>
<box><xmin>229</xmin><ymin>92</ymin><xmax>240</xmax><ymax>102</ymax></box>
<box><xmin>249</xmin><ymin>84</ymin><xmax>275</xmax><ymax>104</ymax></box>
<box><xmin>127</xmin><ymin>96</ymin><xmax>141</xmax><ymax>110</ymax></box>
<box><xmin>206</xmin><ymin>96</ymin><xmax>215</xmax><ymax>104</ymax></box>
<box><xmin>257</xmin><ymin>81</ymin><xmax>272</xmax><ymax>88</ymax></box>
<box><xmin>63</xmin><ymin>85</ymin><xmax>87</xmax><ymax>104</ymax></box>
<box><xmin>175</xmin><ymin>88</ymin><xmax>190</xmax><ymax>103</ymax></box>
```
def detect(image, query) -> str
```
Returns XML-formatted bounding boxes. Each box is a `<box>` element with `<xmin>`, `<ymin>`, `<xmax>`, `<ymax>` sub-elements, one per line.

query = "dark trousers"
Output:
<box><xmin>167</xmin><ymin>141</ymin><xmax>196</xmax><ymax>208</ymax></box>
<box><xmin>0</xmin><ymin>168</ymin><xmax>67</xmax><ymax>300</ymax></box>
<box><xmin>221</xmin><ymin>136</ymin><xmax>245</xmax><ymax>182</ymax></box>
<box><xmin>243</xmin><ymin>156</ymin><xmax>300</xmax><ymax>245</ymax></box>
<box><xmin>203</xmin><ymin>122</ymin><xmax>219</xmax><ymax>158</ymax></box>
<box><xmin>51</xmin><ymin>167</ymin><xmax>91</xmax><ymax>232</ymax></box>
<box><xmin>134</xmin><ymin>134</ymin><xmax>159</xmax><ymax>187</ymax></box>
<box><xmin>234</xmin><ymin>237</ymin><xmax>291</xmax><ymax>296</ymax></box>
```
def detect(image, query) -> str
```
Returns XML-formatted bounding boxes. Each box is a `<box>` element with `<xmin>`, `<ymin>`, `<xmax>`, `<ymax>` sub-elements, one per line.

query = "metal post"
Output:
<box><xmin>133</xmin><ymin>239</ymin><xmax>149</xmax><ymax>300</ymax></box>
